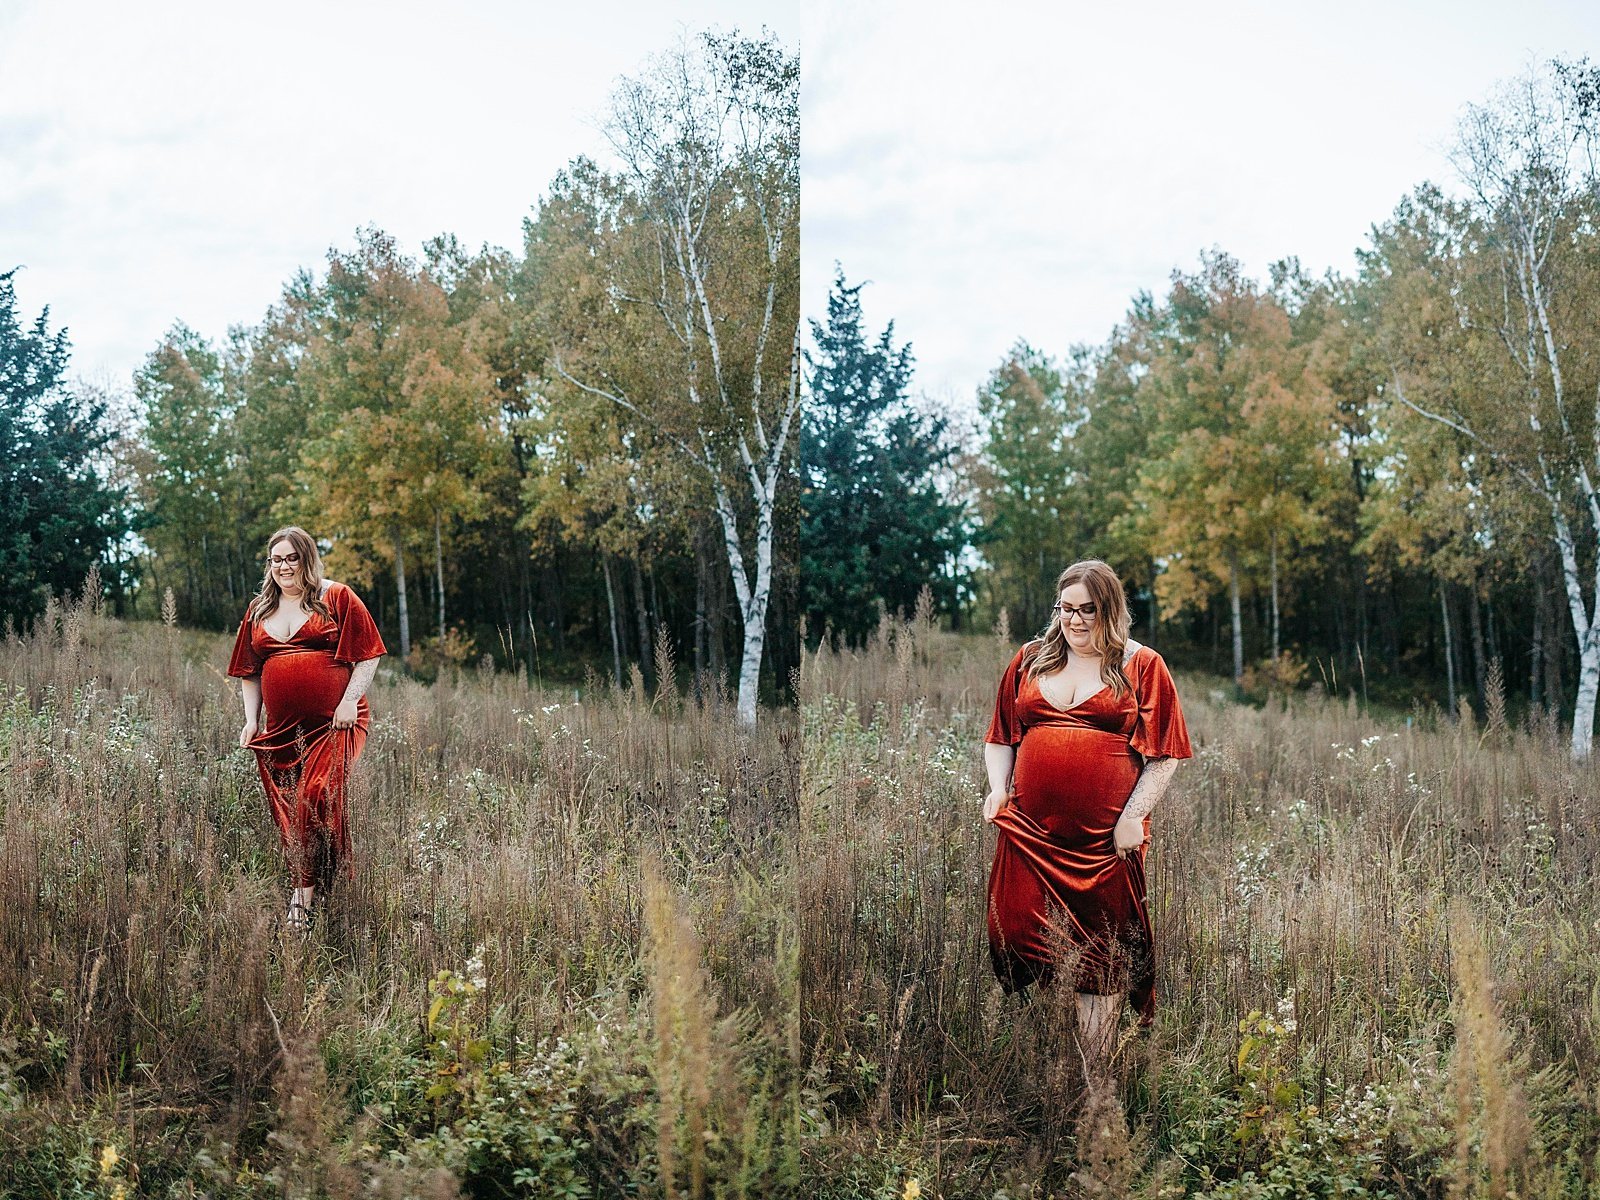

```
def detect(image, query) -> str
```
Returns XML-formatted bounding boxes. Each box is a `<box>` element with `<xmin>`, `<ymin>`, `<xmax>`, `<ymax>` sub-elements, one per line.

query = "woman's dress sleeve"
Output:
<box><xmin>985</xmin><ymin>644</ymin><xmax>1032</xmax><ymax>747</ymax></box>
<box><xmin>226</xmin><ymin>615</ymin><xmax>264</xmax><ymax>678</ymax></box>
<box><xmin>328</xmin><ymin>583</ymin><xmax>387</xmax><ymax>665</ymax></box>
<box><xmin>1130</xmin><ymin>649</ymin><xmax>1193</xmax><ymax>760</ymax></box>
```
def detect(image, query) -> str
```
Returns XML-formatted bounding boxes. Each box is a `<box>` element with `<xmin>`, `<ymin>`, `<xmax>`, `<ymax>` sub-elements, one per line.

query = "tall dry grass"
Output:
<box><xmin>0</xmin><ymin>587</ymin><xmax>800</xmax><ymax>1197</ymax></box>
<box><xmin>799</xmin><ymin>607</ymin><xmax>1600</xmax><ymax>1197</ymax></box>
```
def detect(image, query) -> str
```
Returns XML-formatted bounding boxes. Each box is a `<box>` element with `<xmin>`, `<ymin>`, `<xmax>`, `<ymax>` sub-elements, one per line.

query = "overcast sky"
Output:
<box><xmin>2</xmin><ymin>0</ymin><xmax>795</xmax><ymax>389</ymax></box>
<box><xmin>802</xmin><ymin>0</ymin><xmax>1600</xmax><ymax>409</ymax></box>
<box><xmin>9</xmin><ymin>2</ymin><xmax>1599</xmax><ymax>408</ymax></box>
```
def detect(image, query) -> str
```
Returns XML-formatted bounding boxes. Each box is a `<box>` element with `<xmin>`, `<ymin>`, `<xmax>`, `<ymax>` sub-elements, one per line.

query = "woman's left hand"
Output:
<box><xmin>331</xmin><ymin>699</ymin><xmax>359</xmax><ymax>730</ymax></box>
<box><xmin>1114</xmin><ymin>815</ymin><xmax>1146</xmax><ymax>858</ymax></box>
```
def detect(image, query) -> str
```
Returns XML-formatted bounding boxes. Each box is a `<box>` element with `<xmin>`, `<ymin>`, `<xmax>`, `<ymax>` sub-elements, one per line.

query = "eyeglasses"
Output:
<box><xmin>1053</xmin><ymin>602</ymin><xmax>1098</xmax><ymax>622</ymax></box>
<box><xmin>269</xmin><ymin>554</ymin><xmax>301</xmax><ymax>567</ymax></box>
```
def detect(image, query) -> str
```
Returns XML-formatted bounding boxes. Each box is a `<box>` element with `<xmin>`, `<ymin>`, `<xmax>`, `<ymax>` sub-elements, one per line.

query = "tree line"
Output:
<box><xmin>3</xmin><ymin>31</ymin><xmax>798</xmax><ymax>723</ymax></box>
<box><xmin>802</xmin><ymin>60</ymin><xmax>1600</xmax><ymax>759</ymax></box>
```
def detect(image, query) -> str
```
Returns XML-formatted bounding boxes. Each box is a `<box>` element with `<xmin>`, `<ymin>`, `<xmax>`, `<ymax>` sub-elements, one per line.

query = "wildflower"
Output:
<box><xmin>1276</xmin><ymin>988</ymin><xmax>1298</xmax><ymax>1034</ymax></box>
<box><xmin>903</xmin><ymin>1180</ymin><xmax>923</xmax><ymax>1200</ymax></box>
<box><xmin>466</xmin><ymin>945</ymin><xmax>488</xmax><ymax>991</ymax></box>
<box><xmin>99</xmin><ymin>1145</ymin><xmax>120</xmax><ymax>1177</ymax></box>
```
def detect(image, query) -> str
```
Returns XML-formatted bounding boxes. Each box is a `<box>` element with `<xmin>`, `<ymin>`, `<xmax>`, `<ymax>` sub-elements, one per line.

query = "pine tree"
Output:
<box><xmin>801</xmin><ymin>271</ymin><xmax>969</xmax><ymax>644</ymax></box>
<box><xmin>0</xmin><ymin>270</ymin><xmax>131</xmax><ymax>623</ymax></box>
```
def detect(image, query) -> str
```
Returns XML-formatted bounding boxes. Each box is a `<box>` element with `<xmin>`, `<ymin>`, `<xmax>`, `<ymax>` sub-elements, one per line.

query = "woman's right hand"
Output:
<box><xmin>983</xmin><ymin>788</ymin><xmax>1011</xmax><ymax>824</ymax></box>
<box><xmin>238</xmin><ymin>721</ymin><xmax>258</xmax><ymax>748</ymax></box>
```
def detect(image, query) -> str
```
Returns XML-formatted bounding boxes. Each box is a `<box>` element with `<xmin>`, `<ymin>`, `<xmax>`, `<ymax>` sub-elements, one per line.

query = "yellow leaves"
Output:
<box><xmin>100</xmin><ymin>1144</ymin><xmax>129</xmax><ymax>1198</ymax></box>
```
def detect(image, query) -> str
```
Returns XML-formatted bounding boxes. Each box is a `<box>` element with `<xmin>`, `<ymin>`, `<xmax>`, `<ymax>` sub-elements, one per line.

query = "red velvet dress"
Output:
<box><xmin>985</xmin><ymin>641</ymin><xmax>1191</xmax><ymax>1019</ymax></box>
<box><xmin>227</xmin><ymin>582</ymin><xmax>386</xmax><ymax>889</ymax></box>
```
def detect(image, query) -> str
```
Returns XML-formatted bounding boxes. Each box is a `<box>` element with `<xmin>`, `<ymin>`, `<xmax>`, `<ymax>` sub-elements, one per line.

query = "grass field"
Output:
<box><xmin>6</xmin><ymin>593</ymin><xmax>1600</xmax><ymax>1197</ymax></box>
<box><xmin>799</xmin><ymin>610</ymin><xmax>1600</xmax><ymax>1198</ymax></box>
<box><xmin>0</xmin><ymin>592</ymin><xmax>799</xmax><ymax>1198</ymax></box>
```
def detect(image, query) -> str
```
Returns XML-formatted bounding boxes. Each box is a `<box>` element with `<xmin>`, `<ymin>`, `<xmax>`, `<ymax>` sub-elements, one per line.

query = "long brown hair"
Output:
<box><xmin>247</xmin><ymin>526</ymin><xmax>334</xmax><ymax>624</ymax></box>
<box><xmin>1027</xmin><ymin>559</ymin><xmax>1134</xmax><ymax>697</ymax></box>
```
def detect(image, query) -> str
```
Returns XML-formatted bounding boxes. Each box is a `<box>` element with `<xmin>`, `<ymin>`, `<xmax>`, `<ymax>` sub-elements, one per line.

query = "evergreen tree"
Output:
<box><xmin>0</xmin><ymin>270</ymin><xmax>131</xmax><ymax>623</ymax></box>
<box><xmin>801</xmin><ymin>270</ymin><xmax>968</xmax><ymax>644</ymax></box>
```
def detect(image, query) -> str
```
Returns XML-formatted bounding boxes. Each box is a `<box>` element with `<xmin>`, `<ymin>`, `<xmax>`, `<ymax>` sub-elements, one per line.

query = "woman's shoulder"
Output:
<box><xmin>1124</xmin><ymin>640</ymin><xmax>1178</xmax><ymax>680</ymax></box>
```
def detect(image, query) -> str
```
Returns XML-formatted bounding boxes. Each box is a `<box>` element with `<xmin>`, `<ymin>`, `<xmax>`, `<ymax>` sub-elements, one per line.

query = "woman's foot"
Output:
<box><xmin>285</xmin><ymin>885</ymin><xmax>317</xmax><ymax>933</ymax></box>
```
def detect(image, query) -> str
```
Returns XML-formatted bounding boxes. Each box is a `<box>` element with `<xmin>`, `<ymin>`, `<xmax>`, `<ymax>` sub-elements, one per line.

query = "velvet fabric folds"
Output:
<box><xmin>227</xmin><ymin>582</ymin><xmax>386</xmax><ymax>888</ymax></box>
<box><xmin>985</xmin><ymin>641</ymin><xmax>1192</xmax><ymax>1020</ymax></box>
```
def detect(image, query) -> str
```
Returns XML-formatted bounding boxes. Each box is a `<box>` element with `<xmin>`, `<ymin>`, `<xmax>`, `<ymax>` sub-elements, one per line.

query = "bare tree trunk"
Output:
<box><xmin>550</xmin><ymin>554</ymin><xmax>567</xmax><ymax>656</ymax></box>
<box><xmin>1531</xmin><ymin>572</ymin><xmax>1545</xmax><ymax>712</ymax></box>
<box><xmin>1228</xmin><ymin>549</ymin><xmax>1244</xmax><ymax>685</ymax></box>
<box><xmin>434</xmin><ymin>511</ymin><xmax>446</xmax><ymax>642</ymax></box>
<box><xmin>709</xmin><ymin>543</ymin><xmax>726</xmax><ymax>685</ymax></box>
<box><xmin>392</xmin><ymin>528</ymin><xmax>411</xmax><ymax>664</ymax></box>
<box><xmin>1440</xmin><ymin>578</ymin><xmax>1457</xmax><ymax>716</ymax></box>
<box><xmin>631</xmin><ymin>554</ymin><xmax>654</xmax><ymax>690</ymax></box>
<box><xmin>200</xmin><ymin>532</ymin><xmax>213</xmax><ymax>622</ymax></box>
<box><xmin>1549</xmin><ymin>580</ymin><xmax>1565</xmax><ymax>716</ymax></box>
<box><xmin>709</xmin><ymin>483</ymin><xmax>770</xmax><ymax>724</ymax></box>
<box><xmin>1553</xmin><ymin>523</ymin><xmax>1600</xmax><ymax>758</ymax></box>
<box><xmin>1469</xmin><ymin>587</ymin><xmax>1486</xmax><ymax>715</ymax></box>
<box><xmin>1269</xmin><ymin>530</ymin><xmax>1281</xmax><ymax>664</ymax></box>
<box><xmin>520</xmin><ymin>547</ymin><xmax>535</xmax><ymax>679</ymax></box>
<box><xmin>650</xmin><ymin>568</ymin><xmax>664</xmax><ymax>652</ymax></box>
<box><xmin>1357</xmin><ymin>567</ymin><xmax>1369</xmax><ymax>665</ymax></box>
<box><xmin>601</xmin><ymin>555</ymin><xmax>624</xmax><ymax>689</ymax></box>
<box><xmin>694</xmin><ymin>533</ymin><xmax>708</xmax><ymax>696</ymax></box>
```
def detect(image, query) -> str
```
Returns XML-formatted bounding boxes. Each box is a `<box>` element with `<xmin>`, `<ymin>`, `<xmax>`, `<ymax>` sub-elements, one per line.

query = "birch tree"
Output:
<box><xmin>546</xmin><ymin>32</ymin><xmax>800</xmax><ymax>726</ymax></box>
<box><xmin>1382</xmin><ymin>63</ymin><xmax>1600</xmax><ymax>758</ymax></box>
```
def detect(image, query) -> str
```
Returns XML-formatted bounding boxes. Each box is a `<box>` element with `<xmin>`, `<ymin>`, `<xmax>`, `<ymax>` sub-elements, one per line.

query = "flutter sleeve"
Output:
<box><xmin>226</xmin><ymin>614</ymin><xmax>264</xmax><ymax>678</ymax></box>
<box><xmin>329</xmin><ymin>583</ymin><xmax>387</xmax><ymax>665</ymax></box>
<box><xmin>1130</xmin><ymin>648</ymin><xmax>1193</xmax><ymax>760</ymax></box>
<box><xmin>984</xmin><ymin>644</ymin><xmax>1033</xmax><ymax>747</ymax></box>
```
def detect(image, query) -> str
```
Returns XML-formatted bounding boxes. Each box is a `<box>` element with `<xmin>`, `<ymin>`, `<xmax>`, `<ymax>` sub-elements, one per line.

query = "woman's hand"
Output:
<box><xmin>331</xmin><ymin>699</ymin><xmax>359</xmax><ymax>730</ymax></box>
<box><xmin>238</xmin><ymin>721</ymin><xmax>258</xmax><ymax>749</ymax></box>
<box><xmin>1114</xmin><ymin>814</ymin><xmax>1146</xmax><ymax>858</ymax></box>
<box><xmin>983</xmin><ymin>788</ymin><xmax>1011</xmax><ymax>824</ymax></box>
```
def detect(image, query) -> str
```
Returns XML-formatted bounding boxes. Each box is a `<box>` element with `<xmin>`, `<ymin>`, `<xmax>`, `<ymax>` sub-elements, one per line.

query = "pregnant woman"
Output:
<box><xmin>228</xmin><ymin>526</ymin><xmax>385</xmax><ymax>932</ymax></box>
<box><xmin>983</xmin><ymin>559</ymin><xmax>1190</xmax><ymax>1059</ymax></box>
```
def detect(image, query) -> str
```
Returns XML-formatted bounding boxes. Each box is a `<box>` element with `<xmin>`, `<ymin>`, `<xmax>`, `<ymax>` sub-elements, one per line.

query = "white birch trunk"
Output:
<box><xmin>588</xmin><ymin>39</ymin><xmax>799</xmax><ymax>727</ymax></box>
<box><xmin>1433</xmin><ymin>80</ymin><xmax>1600</xmax><ymax>758</ymax></box>
<box><xmin>602</xmin><ymin>555</ymin><xmax>624</xmax><ymax>690</ymax></box>
<box><xmin>392</xmin><ymin>528</ymin><xmax>411</xmax><ymax>663</ymax></box>
<box><xmin>1550</xmin><ymin>514</ymin><xmax>1600</xmax><ymax>759</ymax></box>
